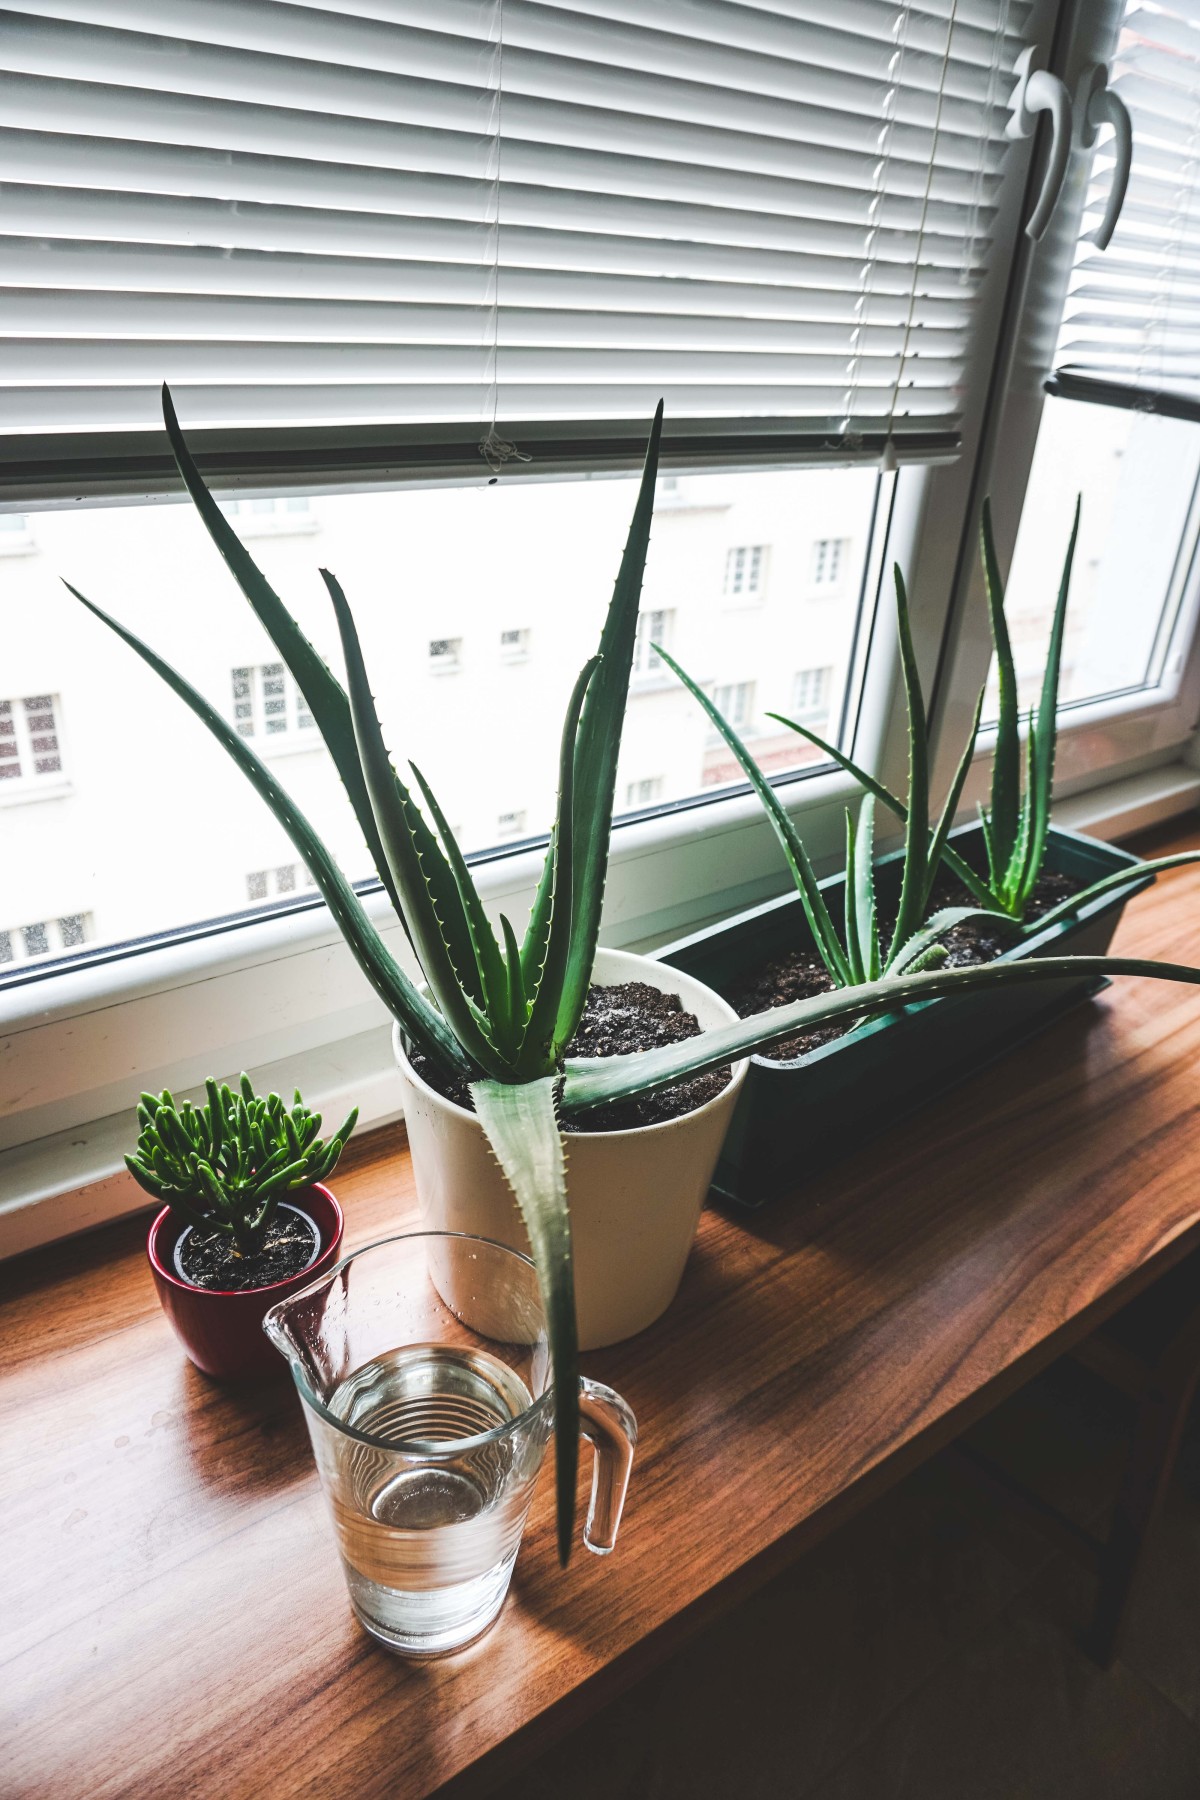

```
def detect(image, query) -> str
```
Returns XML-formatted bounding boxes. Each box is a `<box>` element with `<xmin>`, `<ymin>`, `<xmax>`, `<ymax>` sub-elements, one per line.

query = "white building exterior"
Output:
<box><xmin>0</xmin><ymin>464</ymin><xmax>875</xmax><ymax>971</ymax></box>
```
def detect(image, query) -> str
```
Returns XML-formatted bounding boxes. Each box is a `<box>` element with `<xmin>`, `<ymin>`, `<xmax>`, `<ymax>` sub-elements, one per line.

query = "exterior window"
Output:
<box><xmin>0</xmin><ymin>913</ymin><xmax>92</xmax><ymax>966</ymax></box>
<box><xmin>0</xmin><ymin>693</ymin><xmax>65</xmax><ymax>786</ymax></box>
<box><xmin>429</xmin><ymin>637</ymin><xmax>463</xmax><ymax>673</ymax></box>
<box><xmin>230</xmin><ymin>665</ymin><xmax>316</xmax><ymax>740</ymax></box>
<box><xmin>812</xmin><ymin>539</ymin><xmax>847</xmax><ymax>587</ymax></box>
<box><xmin>223</xmin><ymin>496</ymin><xmax>316</xmax><ymax>536</ymax></box>
<box><xmin>0</xmin><ymin>513</ymin><xmax>35</xmax><ymax>554</ymax></box>
<box><xmin>724</xmin><ymin>545</ymin><xmax>766</xmax><ymax>598</ymax></box>
<box><xmin>632</xmin><ymin>609</ymin><xmax>674</xmax><ymax>678</ymax></box>
<box><xmin>1</xmin><ymin>468</ymin><xmax>876</xmax><ymax>971</ymax></box>
<box><xmin>711</xmin><ymin>681</ymin><xmax>755</xmax><ymax>730</ymax></box>
<box><xmin>624</xmin><ymin>777</ymin><xmax>664</xmax><ymax>807</ymax></box>
<box><xmin>989</xmin><ymin>398</ymin><xmax>1200</xmax><ymax>716</ymax></box>
<box><xmin>246</xmin><ymin>863</ymin><xmax>316</xmax><ymax>903</ymax></box>
<box><xmin>499</xmin><ymin>628</ymin><xmax>530</xmax><ymax>661</ymax></box>
<box><xmin>791</xmin><ymin>666</ymin><xmax>833</xmax><ymax>725</ymax></box>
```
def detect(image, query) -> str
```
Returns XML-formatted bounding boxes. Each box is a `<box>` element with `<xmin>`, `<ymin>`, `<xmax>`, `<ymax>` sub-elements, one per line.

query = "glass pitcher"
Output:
<box><xmin>263</xmin><ymin>1230</ymin><xmax>637</xmax><ymax>1657</ymax></box>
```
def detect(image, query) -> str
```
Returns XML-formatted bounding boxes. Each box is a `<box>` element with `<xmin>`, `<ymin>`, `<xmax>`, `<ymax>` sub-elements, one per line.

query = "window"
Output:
<box><xmin>724</xmin><ymin>545</ymin><xmax>767</xmax><ymax>599</ymax></box>
<box><xmin>791</xmin><ymin>667</ymin><xmax>833</xmax><ymax>726</ymax></box>
<box><xmin>496</xmin><ymin>810</ymin><xmax>527</xmax><ymax>838</ymax></box>
<box><xmin>633</xmin><ymin>610</ymin><xmax>675</xmax><ymax>680</ymax></box>
<box><xmin>812</xmin><ymin>540</ymin><xmax>847</xmax><ymax>588</ymax></box>
<box><xmin>0</xmin><ymin>914</ymin><xmax>92</xmax><ymax>967</ymax></box>
<box><xmin>429</xmin><ymin>638</ymin><xmax>463</xmax><ymax>674</ymax></box>
<box><xmin>246</xmin><ymin>864</ymin><xmax>317</xmax><ymax>904</ymax></box>
<box><xmin>955</xmin><ymin>0</ymin><xmax>1200</xmax><ymax>805</ymax></box>
<box><xmin>500</xmin><ymin>628</ymin><xmax>530</xmax><ymax>662</ymax></box>
<box><xmin>987</xmin><ymin>400</ymin><xmax>1200</xmax><ymax>718</ymax></box>
<box><xmin>0</xmin><ymin>513</ymin><xmax>35</xmax><ymax>555</ymax></box>
<box><xmin>711</xmin><ymin>682</ymin><xmax>755</xmax><ymax>731</ymax></box>
<box><xmin>231</xmin><ymin>665</ymin><xmax>317</xmax><ymax>741</ymax></box>
<box><xmin>222</xmin><ymin>497</ymin><xmax>316</xmax><ymax>537</ymax></box>
<box><xmin>624</xmin><ymin>777</ymin><xmax>664</xmax><ymax>808</ymax></box>
<box><xmin>0</xmin><ymin>694</ymin><xmax>64</xmax><ymax>787</ymax></box>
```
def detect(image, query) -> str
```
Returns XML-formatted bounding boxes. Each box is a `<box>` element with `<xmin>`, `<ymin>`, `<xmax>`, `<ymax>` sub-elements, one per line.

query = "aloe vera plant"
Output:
<box><xmin>761</xmin><ymin>505</ymin><xmax>1200</xmax><ymax>927</ymax></box>
<box><xmin>128</xmin><ymin>1075</ymin><xmax>357</xmax><ymax>1256</ymax></box>
<box><xmin>655</xmin><ymin>595</ymin><xmax>1011</xmax><ymax>989</ymax></box>
<box><xmin>65</xmin><ymin>390</ymin><xmax>1200</xmax><ymax>1565</ymax></box>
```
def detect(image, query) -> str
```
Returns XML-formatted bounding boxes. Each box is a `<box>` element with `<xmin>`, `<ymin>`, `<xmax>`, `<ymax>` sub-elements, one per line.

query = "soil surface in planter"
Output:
<box><xmin>174</xmin><ymin>1202</ymin><xmax>320</xmax><ymax>1292</ymax></box>
<box><xmin>409</xmin><ymin>980</ymin><xmax>732</xmax><ymax>1132</ymax></box>
<box><xmin>728</xmin><ymin>869</ymin><xmax>1083</xmax><ymax>1065</ymax></box>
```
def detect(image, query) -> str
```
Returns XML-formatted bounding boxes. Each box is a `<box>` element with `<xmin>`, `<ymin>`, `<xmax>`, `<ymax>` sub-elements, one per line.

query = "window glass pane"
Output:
<box><xmin>988</xmin><ymin>396</ymin><xmax>1200</xmax><ymax>716</ymax></box>
<box><xmin>0</xmin><ymin>467</ymin><xmax>877</xmax><ymax>975</ymax></box>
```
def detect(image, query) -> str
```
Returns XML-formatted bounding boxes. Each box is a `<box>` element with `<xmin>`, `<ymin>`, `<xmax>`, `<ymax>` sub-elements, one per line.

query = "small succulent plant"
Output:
<box><xmin>127</xmin><ymin>1074</ymin><xmax>357</xmax><ymax>1256</ymax></box>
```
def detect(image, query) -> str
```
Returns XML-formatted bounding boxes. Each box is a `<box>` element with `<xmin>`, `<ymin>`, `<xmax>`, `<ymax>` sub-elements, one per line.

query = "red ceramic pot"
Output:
<box><xmin>147</xmin><ymin>1183</ymin><xmax>344</xmax><ymax>1380</ymax></box>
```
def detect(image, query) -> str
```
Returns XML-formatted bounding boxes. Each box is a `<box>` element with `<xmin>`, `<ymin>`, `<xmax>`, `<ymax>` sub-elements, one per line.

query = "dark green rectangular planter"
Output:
<box><xmin>657</xmin><ymin>823</ymin><xmax>1152</xmax><ymax>1209</ymax></box>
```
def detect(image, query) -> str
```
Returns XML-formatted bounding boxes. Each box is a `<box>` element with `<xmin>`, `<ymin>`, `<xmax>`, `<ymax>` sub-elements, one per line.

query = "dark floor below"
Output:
<box><xmin>494</xmin><ymin>1355</ymin><xmax>1200</xmax><ymax>1799</ymax></box>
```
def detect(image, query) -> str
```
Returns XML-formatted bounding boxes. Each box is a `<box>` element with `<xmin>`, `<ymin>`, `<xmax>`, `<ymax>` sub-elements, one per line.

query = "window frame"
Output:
<box><xmin>922</xmin><ymin>0</ymin><xmax>1200</xmax><ymax>814</ymax></box>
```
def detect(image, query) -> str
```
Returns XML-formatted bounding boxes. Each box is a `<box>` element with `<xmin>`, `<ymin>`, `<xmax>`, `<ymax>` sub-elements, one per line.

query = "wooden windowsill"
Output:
<box><xmin>6</xmin><ymin>819</ymin><xmax>1200</xmax><ymax>1798</ymax></box>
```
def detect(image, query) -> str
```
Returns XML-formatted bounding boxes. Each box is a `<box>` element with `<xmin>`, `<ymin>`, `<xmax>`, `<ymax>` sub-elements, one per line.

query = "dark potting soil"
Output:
<box><xmin>408</xmin><ymin>980</ymin><xmax>732</xmax><ymax>1132</ymax></box>
<box><xmin>174</xmin><ymin>1202</ymin><xmax>320</xmax><ymax>1292</ymax></box>
<box><xmin>728</xmin><ymin>868</ymin><xmax>1083</xmax><ymax>1065</ymax></box>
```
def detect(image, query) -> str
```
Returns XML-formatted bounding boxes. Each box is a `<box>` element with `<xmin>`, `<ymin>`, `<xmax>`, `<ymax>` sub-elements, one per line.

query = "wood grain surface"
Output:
<box><xmin>4</xmin><ymin>820</ymin><xmax>1200</xmax><ymax>1800</ymax></box>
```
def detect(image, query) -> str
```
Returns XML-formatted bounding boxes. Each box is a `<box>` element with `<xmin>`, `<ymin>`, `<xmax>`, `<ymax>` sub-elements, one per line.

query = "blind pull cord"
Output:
<box><xmin>479</xmin><ymin>0</ymin><xmax>530</xmax><ymax>480</ymax></box>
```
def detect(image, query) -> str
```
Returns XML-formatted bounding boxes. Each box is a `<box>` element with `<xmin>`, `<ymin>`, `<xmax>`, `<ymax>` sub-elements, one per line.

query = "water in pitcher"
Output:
<box><xmin>321</xmin><ymin>1344</ymin><xmax>543</xmax><ymax>1653</ymax></box>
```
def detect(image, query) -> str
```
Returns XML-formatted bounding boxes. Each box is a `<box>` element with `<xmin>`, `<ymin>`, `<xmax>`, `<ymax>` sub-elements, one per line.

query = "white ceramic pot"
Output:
<box><xmin>392</xmin><ymin>948</ymin><xmax>748</xmax><ymax>1350</ymax></box>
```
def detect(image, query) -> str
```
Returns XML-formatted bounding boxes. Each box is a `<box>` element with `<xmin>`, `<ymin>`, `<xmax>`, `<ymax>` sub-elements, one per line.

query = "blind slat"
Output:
<box><xmin>1055</xmin><ymin>1</ymin><xmax>1200</xmax><ymax>407</ymax></box>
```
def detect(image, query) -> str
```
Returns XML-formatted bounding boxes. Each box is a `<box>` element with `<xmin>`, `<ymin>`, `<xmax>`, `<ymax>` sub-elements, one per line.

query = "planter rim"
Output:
<box><xmin>392</xmin><ymin>948</ymin><xmax>749</xmax><ymax>1139</ymax></box>
<box><xmin>147</xmin><ymin>1182</ymin><xmax>342</xmax><ymax>1299</ymax></box>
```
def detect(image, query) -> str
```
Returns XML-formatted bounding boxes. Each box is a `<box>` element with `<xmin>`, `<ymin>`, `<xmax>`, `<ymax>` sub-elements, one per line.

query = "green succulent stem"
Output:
<box><xmin>126</xmin><ymin>1077</ymin><xmax>357</xmax><ymax>1253</ymax></box>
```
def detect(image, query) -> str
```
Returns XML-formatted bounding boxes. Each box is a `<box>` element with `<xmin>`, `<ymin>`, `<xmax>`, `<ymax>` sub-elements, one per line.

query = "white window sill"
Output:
<box><xmin>0</xmin><ymin>778</ymin><xmax>72</xmax><ymax>808</ymax></box>
<box><xmin>255</xmin><ymin>733</ymin><xmax>325</xmax><ymax>760</ymax></box>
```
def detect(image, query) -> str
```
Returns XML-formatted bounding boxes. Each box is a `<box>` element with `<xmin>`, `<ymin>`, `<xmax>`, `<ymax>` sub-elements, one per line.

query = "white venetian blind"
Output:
<box><xmin>1</xmin><ymin>0</ymin><xmax>1029</xmax><ymax>458</ymax></box>
<box><xmin>1055</xmin><ymin>1</ymin><xmax>1200</xmax><ymax>411</ymax></box>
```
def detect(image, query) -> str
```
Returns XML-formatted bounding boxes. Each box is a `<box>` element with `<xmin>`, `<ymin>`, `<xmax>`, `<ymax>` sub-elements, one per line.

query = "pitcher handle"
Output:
<box><xmin>578</xmin><ymin>1377</ymin><xmax>637</xmax><ymax>1556</ymax></box>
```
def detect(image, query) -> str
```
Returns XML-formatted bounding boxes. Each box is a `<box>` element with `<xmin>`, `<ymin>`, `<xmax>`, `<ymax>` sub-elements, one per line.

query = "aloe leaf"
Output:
<box><xmin>981</xmin><ymin>498</ymin><xmax>1021</xmax><ymax>872</ymax></box>
<box><xmin>521</xmin><ymin>839</ymin><xmax>556</xmax><ymax>992</ymax></box>
<box><xmin>843</xmin><ymin>806</ymin><xmax>865</xmax><ymax>986</ymax></box>
<box><xmin>1001</xmin><ymin>711</ymin><xmax>1038</xmax><ymax>916</ymax></box>
<box><xmin>656</xmin><ymin>645</ymin><xmax>852</xmax><ymax>985</ymax></box>
<box><xmin>888</xmin><ymin>568</ymin><xmax>930</xmax><ymax>963</ymax></box>
<box><xmin>521</xmin><ymin>656</ymin><xmax>602</xmax><ymax>1074</ymax></box>
<box><xmin>501</xmin><ymin>913</ymin><xmax>528</xmax><ymax>1033</ymax></box>
<box><xmin>561</xmin><ymin>954</ymin><xmax>1200</xmax><ymax>1112</ymax></box>
<box><xmin>1029</xmin><ymin>851</ymin><xmax>1200</xmax><ymax>935</ymax></box>
<box><xmin>765</xmin><ymin>712</ymin><xmax>992</xmax><ymax>906</ymax></box>
<box><xmin>64</xmin><ymin>580</ymin><xmax>474</xmax><ymax>1082</ymax></box>
<box><xmin>470</xmin><ymin>1077</ymin><xmax>579</xmax><ymax>1569</ymax></box>
<box><xmin>324</xmin><ymin>570</ymin><xmax>508</xmax><ymax>1076</ymax></box>
<box><xmin>978</xmin><ymin>805</ymin><xmax>998</xmax><ymax>885</ymax></box>
<box><xmin>163</xmin><ymin>390</ymin><xmax>401</xmax><ymax>911</ymax></box>
<box><xmin>163</xmin><ymin>387</ymin><xmax>490</xmax><ymax>996</ymax></box>
<box><xmin>861</xmin><ymin>797</ymin><xmax>882</xmax><ymax>980</ymax></box>
<box><xmin>408</xmin><ymin>761</ymin><xmax>512</xmax><ymax>1052</ymax></box>
<box><xmin>925</xmin><ymin>684</ymin><xmax>988</xmax><ymax>916</ymax></box>
<box><xmin>889</xmin><ymin>906</ymin><xmax>1021</xmax><ymax>976</ymax></box>
<box><xmin>1025</xmin><ymin>497</ymin><xmax>1080</xmax><ymax>907</ymax></box>
<box><xmin>554</xmin><ymin>403</ymin><xmax>664</xmax><ymax>1048</ymax></box>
